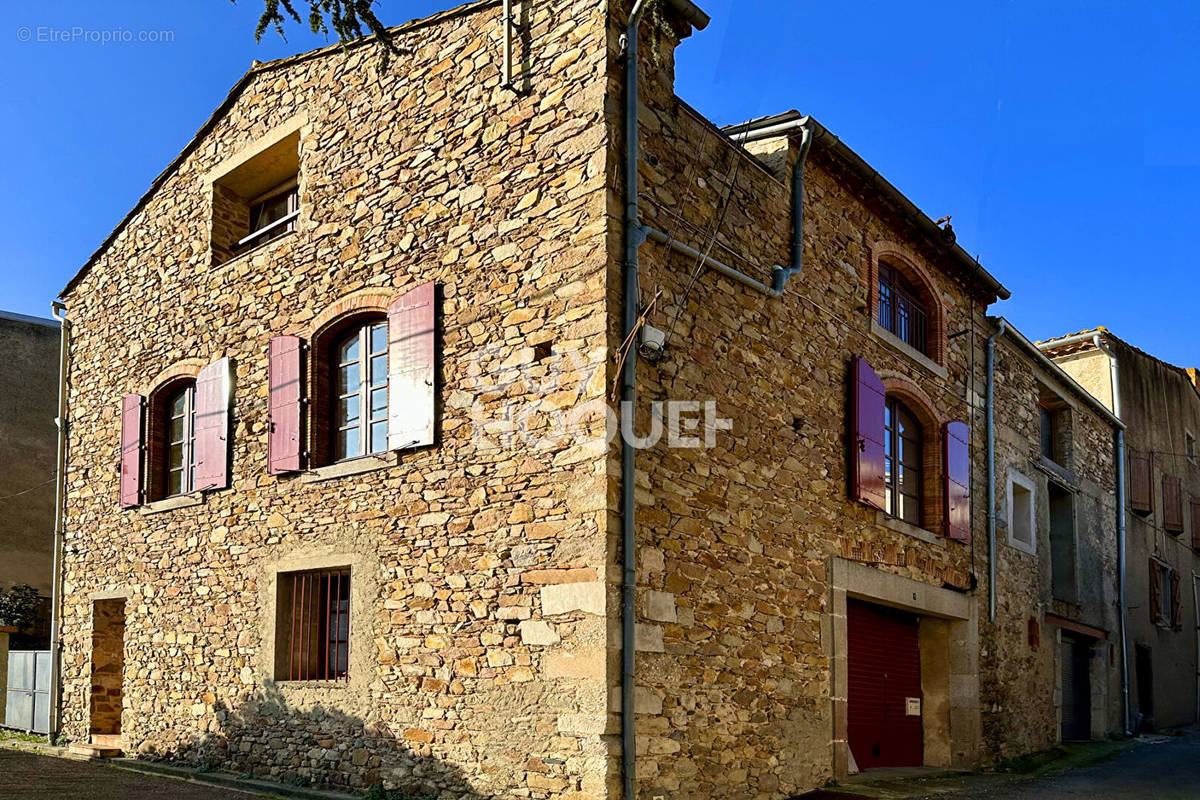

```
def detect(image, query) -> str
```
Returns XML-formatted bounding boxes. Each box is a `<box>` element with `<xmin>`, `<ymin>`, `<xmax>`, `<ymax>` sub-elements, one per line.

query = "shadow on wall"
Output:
<box><xmin>142</xmin><ymin>680</ymin><xmax>487</xmax><ymax>799</ymax></box>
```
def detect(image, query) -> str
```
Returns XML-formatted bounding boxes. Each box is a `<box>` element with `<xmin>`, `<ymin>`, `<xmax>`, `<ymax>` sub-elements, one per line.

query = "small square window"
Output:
<box><xmin>1007</xmin><ymin>472</ymin><xmax>1036</xmax><ymax>554</ymax></box>
<box><xmin>275</xmin><ymin>567</ymin><xmax>350</xmax><ymax>681</ymax></box>
<box><xmin>211</xmin><ymin>129</ymin><xmax>300</xmax><ymax>264</ymax></box>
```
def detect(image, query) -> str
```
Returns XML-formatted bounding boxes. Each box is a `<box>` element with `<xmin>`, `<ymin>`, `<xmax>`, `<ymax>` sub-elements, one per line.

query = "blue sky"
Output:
<box><xmin>2</xmin><ymin>0</ymin><xmax>1198</xmax><ymax>365</ymax></box>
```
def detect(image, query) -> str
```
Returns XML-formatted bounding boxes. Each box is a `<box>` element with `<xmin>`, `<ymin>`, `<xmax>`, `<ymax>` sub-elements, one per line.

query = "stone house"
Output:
<box><xmin>1042</xmin><ymin>329</ymin><xmax>1200</xmax><ymax>732</ymax></box>
<box><xmin>50</xmin><ymin>0</ymin><xmax>1129</xmax><ymax>797</ymax></box>
<box><xmin>981</xmin><ymin>319</ymin><xmax>1122</xmax><ymax>761</ymax></box>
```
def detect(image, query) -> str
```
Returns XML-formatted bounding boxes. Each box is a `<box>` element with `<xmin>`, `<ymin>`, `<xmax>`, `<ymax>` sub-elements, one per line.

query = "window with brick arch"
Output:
<box><xmin>878</xmin><ymin>262</ymin><xmax>930</xmax><ymax>356</ymax></box>
<box><xmin>884</xmin><ymin>397</ymin><xmax>923</xmax><ymax>525</ymax></box>
<box><xmin>332</xmin><ymin>320</ymin><xmax>388</xmax><ymax>461</ymax></box>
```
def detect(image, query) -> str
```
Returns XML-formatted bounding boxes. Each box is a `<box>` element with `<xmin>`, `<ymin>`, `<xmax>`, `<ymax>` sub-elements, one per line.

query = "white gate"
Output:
<box><xmin>5</xmin><ymin>650</ymin><xmax>51</xmax><ymax>733</ymax></box>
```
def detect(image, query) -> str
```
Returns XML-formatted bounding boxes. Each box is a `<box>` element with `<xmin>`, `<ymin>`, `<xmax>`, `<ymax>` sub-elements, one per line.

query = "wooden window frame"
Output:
<box><xmin>165</xmin><ymin>383</ymin><xmax>197</xmax><ymax>497</ymax></box>
<box><xmin>238</xmin><ymin>179</ymin><xmax>299</xmax><ymax>252</ymax></box>
<box><xmin>332</xmin><ymin>320</ymin><xmax>389</xmax><ymax>462</ymax></box>
<box><xmin>884</xmin><ymin>396</ymin><xmax>924</xmax><ymax>526</ymax></box>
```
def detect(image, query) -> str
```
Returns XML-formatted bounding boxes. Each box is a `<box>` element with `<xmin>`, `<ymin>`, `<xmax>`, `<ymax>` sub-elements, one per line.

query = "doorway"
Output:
<box><xmin>1135</xmin><ymin>644</ymin><xmax>1154</xmax><ymax>728</ymax></box>
<box><xmin>89</xmin><ymin>599</ymin><xmax>126</xmax><ymax>740</ymax></box>
<box><xmin>847</xmin><ymin>600</ymin><xmax>924</xmax><ymax>769</ymax></box>
<box><xmin>1060</xmin><ymin>634</ymin><xmax>1091</xmax><ymax>741</ymax></box>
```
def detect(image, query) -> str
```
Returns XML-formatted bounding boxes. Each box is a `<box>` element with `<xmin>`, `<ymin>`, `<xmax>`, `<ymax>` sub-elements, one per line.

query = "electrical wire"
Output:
<box><xmin>0</xmin><ymin>474</ymin><xmax>57</xmax><ymax>503</ymax></box>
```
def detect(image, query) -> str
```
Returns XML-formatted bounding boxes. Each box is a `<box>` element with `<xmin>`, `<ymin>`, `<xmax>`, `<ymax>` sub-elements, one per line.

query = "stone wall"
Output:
<box><xmin>59</xmin><ymin>1</ymin><xmax>618</xmax><ymax>795</ymax></box>
<box><xmin>604</xmin><ymin>9</ymin><xmax>995</xmax><ymax>796</ymax></box>
<box><xmin>89</xmin><ymin>598</ymin><xmax>126</xmax><ymax>736</ymax></box>
<box><xmin>983</xmin><ymin>334</ymin><xmax>1120</xmax><ymax>761</ymax></box>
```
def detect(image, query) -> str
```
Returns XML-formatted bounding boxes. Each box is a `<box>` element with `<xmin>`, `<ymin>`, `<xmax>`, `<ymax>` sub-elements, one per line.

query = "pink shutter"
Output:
<box><xmin>269</xmin><ymin>336</ymin><xmax>305</xmax><ymax>475</ymax></box>
<box><xmin>194</xmin><ymin>357</ymin><xmax>232</xmax><ymax>491</ymax></box>
<box><xmin>944</xmin><ymin>420</ymin><xmax>971</xmax><ymax>543</ymax></box>
<box><xmin>120</xmin><ymin>393</ymin><xmax>144</xmax><ymax>507</ymax></box>
<box><xmin>388</xmin><ymin>282</ymin><xmax>437</xmax><ymax>451</ymax></box>
<box><xmin>850</xmin><ymin>356</ymin><xmax>886</xmax><ymax>510</ymax></box>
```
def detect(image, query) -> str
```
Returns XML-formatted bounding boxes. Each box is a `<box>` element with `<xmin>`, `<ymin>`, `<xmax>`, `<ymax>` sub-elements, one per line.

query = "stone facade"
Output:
<box><xmin>982</xmin><ymin>322</ymin><xmax>1121</xmax><ymax>762</ymax></box>
<box><xmin>1046</xmin><ymin>330</ymin><xmax>1200</xmax><ymax>731</ymax></box>
<box><xmin>58</xmin><ymin>1</ymin><xmax>616</xmax><ymax>795</ymax></box>
<box><xmin>55</xmin><ymin>0</ymin><xmax>1136</xmax><ymax>797</ymax></box>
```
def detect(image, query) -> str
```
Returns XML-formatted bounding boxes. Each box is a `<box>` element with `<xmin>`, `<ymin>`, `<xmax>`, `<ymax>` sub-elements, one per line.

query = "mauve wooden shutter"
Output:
<box><xmin>269</xmin><ymin>336</ymin><xmax>305</xmax><ymax>475</ymax></box>
<box><xmin>194</xmin><ymin>357</ymin><xmax>232</xmax><ymax>491</ymax></box>
<box><xmin>120</xmin><ymin>393</ymin><xmax>144</xmax><ymax>508</ymax></box>
<box><xmin>388</xmin><ymin>281</ymin><xmax>436</xmax><ymax>451</ymax></box>
<box><xmin>944</xmin><ymin>420</ymin><xmax>971</xmax><ymax>543</ymax></box>
<box><xmin>850</xmin><ymin>356</ymin><xmax>886</xmax><ymax>511</ymax></box>
<box><xmin>1130</xmin><ymin>450</ymin><xmax>1152</xmax><ymax>513</ymax></box>
<box><xmin>1163</xmin><ymin>475</ymin><xmax>1184</xmax><ymax>533</ymax></box>
<box><xmin>1191</xmin><ymin>499</ymin><xmax>1200</xmax><ymax>550</ymax></box>
<box><xmin>1149</xmin><ymin>560</ymin><xmax>1162</xmax><ymax>625</ymax></box>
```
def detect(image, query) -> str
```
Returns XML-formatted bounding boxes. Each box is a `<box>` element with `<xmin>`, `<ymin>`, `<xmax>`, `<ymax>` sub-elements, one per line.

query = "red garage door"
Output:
<box><xmin>847</xmin><ymin>599</ymin><xmax>923</xmax><ymax>770</ymax></box>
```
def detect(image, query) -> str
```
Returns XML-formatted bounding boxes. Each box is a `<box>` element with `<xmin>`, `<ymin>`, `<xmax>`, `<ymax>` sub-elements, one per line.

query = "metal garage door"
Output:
<box><xmin>5</xmin><ymin>650</ymin><xmax>51</xmax><ymax>734</ymax></box>
<box><xmin>1060</xmin><ymin>635</ymin><xmax>1091</xmax><ymax>741</ymax></box>
<box><xmin>847</xmin><ymin>600</ymin><xmax>923</xmax><ymax>770</ymax></box>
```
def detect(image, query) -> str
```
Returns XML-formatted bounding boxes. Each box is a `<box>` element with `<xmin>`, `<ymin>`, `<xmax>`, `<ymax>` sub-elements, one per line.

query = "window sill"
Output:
<box><xmin>1006</xmin><ymin>536</ymin><xmax>1037</xmax><ymax>556</ymax></box>
<box><xmin>138</xmin><ymin>493</ymin><xmax>205</xmax><ymax>515</ymax></box>
<box><xmin>301</xmin><ymin>451</ymin><xmax>399</xmax><ymax>483</ymax></box>
<box><xmin>874</xmin><ymin>511</ymin><xmax>945</xmax><ymax>547</ymax></box>
<box><xmin>869</xmin><ymin>320</ymin><xmax>949</xmax><ymax>380</ymax></box>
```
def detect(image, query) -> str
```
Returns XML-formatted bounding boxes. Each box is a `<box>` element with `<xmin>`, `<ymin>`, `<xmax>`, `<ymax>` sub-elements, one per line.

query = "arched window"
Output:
<box><xmin>878</xmin><ymin>262</ymin><xmax>930</xmax><ymax>355</ymax></box>
<box><xmin>165</xmin><ymin>382</ymin><xmax>197</xmax><ymax>496</ymax></box>
<box><xmin>884</xmin><ymin>396</ymin><xmax>923</xmax><ymax>525</ymax></box>
<box><xmin>332</xmin><ymin>320</ymin><xmax>388</xmax><ymax>460</ymax></box>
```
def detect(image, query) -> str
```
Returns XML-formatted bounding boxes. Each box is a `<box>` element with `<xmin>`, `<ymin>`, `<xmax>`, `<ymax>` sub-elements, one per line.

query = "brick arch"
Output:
<box><xmin>867</xmin><ymin>240</ymin><xmax>948</xmax><ymax>365</ymax></box>
<box><xmin>880</xmin><ymin>374</ymin><xmax>945</xmax><ymax>534</ymax></box>
<box><xmin>307</xmin><ymin>289</ymin><xmax>393</xmax><ymax>338</ymax></box>
<box><xmin>142</xmin><ymin>359</ymin><xmax>204</xmax><ymax>397</ymax></box>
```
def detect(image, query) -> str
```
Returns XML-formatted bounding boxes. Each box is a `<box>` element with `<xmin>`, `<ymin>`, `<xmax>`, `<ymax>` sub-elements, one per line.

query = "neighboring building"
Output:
<box><xmin>50</xmin><ymin>0</ymin><xmax>1145</xmax><ymax>797</ymax></box>
<box><xmin>0</xmin><ymin>310</ymin><xmax>59</xmax><ymax>648</ymax></box>
<box><xmin>1042</xmin><ymin>329</ymin><xmax>1200</xmax><ymax>732</ymax></box>
<box><xmin>982</xmin><ymin>319</ymin><xmax>1122</xmax><ymax>761</ymax></box>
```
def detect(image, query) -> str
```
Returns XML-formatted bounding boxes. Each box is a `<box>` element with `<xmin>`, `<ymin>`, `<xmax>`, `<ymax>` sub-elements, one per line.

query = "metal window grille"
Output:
<box><xmin>282</xmin><ymin>568</ymin><xmax>350</xmax><ymax>681</ymax></box>
<box><xmin>878</xmin><ymin>266</ymin><xmax>929</xmax><ymax>355</ymax></box>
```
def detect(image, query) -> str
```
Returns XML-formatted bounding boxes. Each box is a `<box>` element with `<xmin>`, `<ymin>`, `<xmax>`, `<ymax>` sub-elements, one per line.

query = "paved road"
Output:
<box><xmin>930</xmin><ymin>733</ymin><xmax>1200</xmax><ymax>800</ymax></box>
<box><xmin>0</xmin><ymin>749</ymin><xmax>259</xmax><ymax>799</ymax></box>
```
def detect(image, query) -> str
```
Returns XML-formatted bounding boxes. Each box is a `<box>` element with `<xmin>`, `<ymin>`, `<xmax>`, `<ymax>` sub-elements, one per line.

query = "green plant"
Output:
<box><xmin>0</xmin><ymin>729</ymin><xmax>48</xmax><ymax>745</ymax></box>
<box><xmin>0</xmin><ymin>584</ymin><xmax>40</xmax><ymax>632</ymax></box>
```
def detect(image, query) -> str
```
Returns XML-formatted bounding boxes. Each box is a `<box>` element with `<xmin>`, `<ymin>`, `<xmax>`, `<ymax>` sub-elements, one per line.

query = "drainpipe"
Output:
<box><xmin>985</xmin><ymin>319</ymin><xmax>1006</xmax><ymax>622</ymax></box>
<box><xmin>48</xmin><ymin>300</ymin><xmax>69</xmax><ymax>742</ymax></box>
<box><xmin>620</xmin><ymin>2</ymin><xmax>653</xmax><ymax>796</ymax></box>
<box><xmin>501</xmin><ymin>0</ymin><xmax>514</xmax><ymax>90</ymax></box>
<box><xmin>1093</xmin><ymin>333</ymin><xmax>1131</xmax><ymax>735</ymax></box>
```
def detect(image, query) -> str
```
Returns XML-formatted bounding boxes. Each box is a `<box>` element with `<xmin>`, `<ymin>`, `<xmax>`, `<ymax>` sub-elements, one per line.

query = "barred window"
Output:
<box><xmin>276</xmin><ymin>568</ymin><xmax>351</xmax><ymax>681</ymax></box>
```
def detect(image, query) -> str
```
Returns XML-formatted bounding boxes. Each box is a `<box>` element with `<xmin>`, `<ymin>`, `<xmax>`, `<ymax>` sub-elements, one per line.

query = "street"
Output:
<box><xmin>0</xmin><ymin>749</ymin><xmax>261</xmax><ymax>799</ymax></box>
<box><xmin>924</xmin><ymin>733</ymin><xmax>1200</xmax><ymax>800</ymax></box>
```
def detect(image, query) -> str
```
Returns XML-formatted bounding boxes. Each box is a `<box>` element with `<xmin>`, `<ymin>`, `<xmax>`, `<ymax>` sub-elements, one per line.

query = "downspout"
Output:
<box><xmin>620</xmin><ymin>2</ymin><xmax>653</xmax><ymax>796</ymax></box>
<box><xmin>1093</xmin><ymin>333</ymin><xmax>1131</xmax><ymax>735</ymax></box>
<box><xmin>985</xmin><ymin>319</ymin><xmax>1006</xmax><ymax>622</ymax></box>
<box><xmin>48</xmin><ymin>300</ymin><xmax>69</xmax><ymax>742</ymax></box>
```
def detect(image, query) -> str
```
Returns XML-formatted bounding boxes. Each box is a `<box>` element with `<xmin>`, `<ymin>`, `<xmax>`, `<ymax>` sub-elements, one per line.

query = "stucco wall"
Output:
<box><xmin>0</xmin><ymin>314</ymin><xmax>59</xmax><ymax>601</ymax></box>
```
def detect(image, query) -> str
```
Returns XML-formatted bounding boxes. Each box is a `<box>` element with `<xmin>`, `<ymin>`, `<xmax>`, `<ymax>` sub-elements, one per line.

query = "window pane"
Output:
<box><xmin>370</xmin><ymin>420</ymin><xmax>388</xmax><ymax>454</ymax></box>
<box><xmin>169</xmin><ymin>414</ymin><xmax>184</xmax><ymax>443</ymax></box>
<box><xmin>337</xmin><ymin>428</ymin><xmax>360</xmax><ymax>460</ymax></box>
<box><xmin>338</xmin><ymin>395</ymin><xmax>360</xmax><ymax>426</ymax></box>
<box><xmin>169</xmin><ymin>443</ymin><xmax>183</xmax><ymax>470</ymax></box>
<box><xmin>337</xmin><ymin>362</ymin><xmax>360</xmax><ymax>395</ymax></box>
<box><xmin>339</xmin><ymin>336</ymin><xmax>359</xmax><ymax>365</ymax></box>
<box><xmin>167</xmin><ymin>470</ymin><xmax>182</xmax><ymax>497</ymax></box>
<box><xmin>169</xmin><ymin>391</ymin><xmax>186</xmax><ymax>418</ymax></box>
<box><xmin>370</xmin><ymin>354</ymin><xmax>388</xmax><ymax>387</ymax></box>
<box><xmin>370</xmin><ymin>323</ymin><xmax>387</xmax><ymax>354</ymax></box>
<box><xmin>370</xmin><ymin>386</ymin><xmax>388</xmax><ymax>418</ymax></box>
